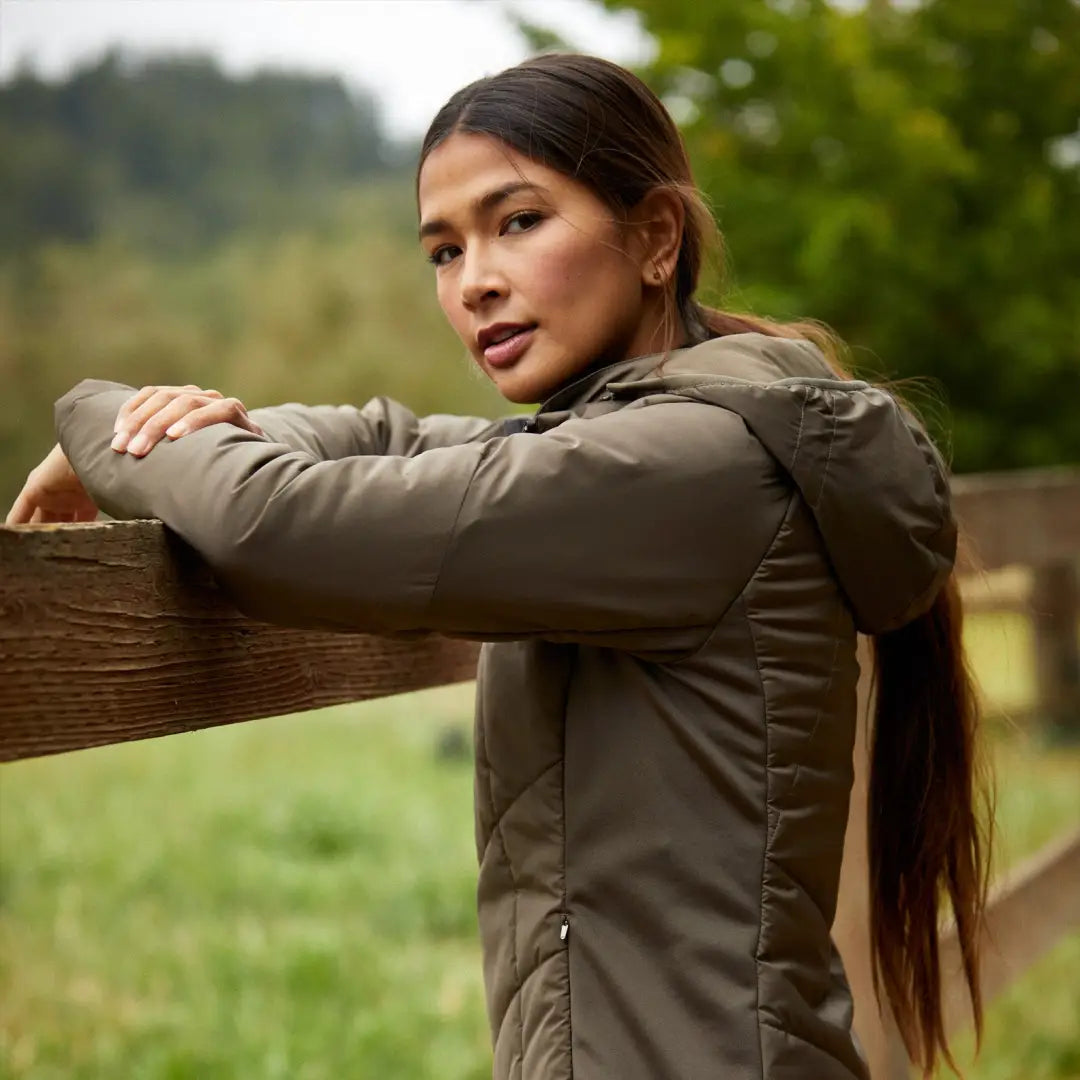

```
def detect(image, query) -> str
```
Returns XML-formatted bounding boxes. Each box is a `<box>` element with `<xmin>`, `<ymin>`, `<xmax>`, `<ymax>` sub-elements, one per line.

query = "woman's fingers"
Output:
<box><xmin>111</xmin><ymin>383</ymin><xmax>263</xmax><ymax>458</ymax></box>
<box><xmin>114</xmin><ymin>387</ymin><xmax>220</xmax><ymax>452</ymax></box>
<box><xmin>6</xmin><ymin>457</ymin><xmax>59</xmax><ymax>525</ymax></box>
<box><xmin>5</xmin><ymin>444</ymin><xmax>101</xmax><ymax>525</ymax></box>
<box><xmin>125</xmin><ymin>398</ymin><xmax>204</xmax><ymax>456</ymax></box>
<box><xmin>5</xmin><ymin>488</ymin><xmax>37</xmax><ymax>525</ymax></box>
<box><xmin>120</xmin><ymin>393</ymin><xmax>207</xmax><ymax>455</ymax></box>
<box><xmin>7</xmin><ymin>488</ymin><xmax>98</xmax><ymax>524</ymax></box>
<box><xmin>113</xmin><ymin>385</ymin><xmax>165</xmax><ymax>431</ymax></box>
<box><xmin>162</xmin><ymin>399</ymin><xmax>265</xmax><ymax>441</ymax></box>
<box><xmin>72</xmin><ymin>503</ymin><xmax>100</xmax><ymax>523</ymax></box>
<box><xmin>114</xmin><ymin>385</ymin><xmax>209</xmax><ymax>433</ymax></box>
<box><xmin>115</xmin><ymin>385</ymin><xmax>212</xmax><ymax>426</ymax></box>
<box><xmin>118</xmin><ymin>393</ymin><xmax>262</xmax><ymax>457</ymax></box>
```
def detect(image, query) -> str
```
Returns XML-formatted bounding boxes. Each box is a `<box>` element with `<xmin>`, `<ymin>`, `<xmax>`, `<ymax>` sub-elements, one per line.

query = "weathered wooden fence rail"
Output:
<box><xmin>0</xmin><ymin>520</ymin><xmax>480</xmax><ymax>761</ymax></box>
<box><xmin>2</xmin><ymin>465</ymin><xmax>1078</xmax><ymax>1079</ymax></box>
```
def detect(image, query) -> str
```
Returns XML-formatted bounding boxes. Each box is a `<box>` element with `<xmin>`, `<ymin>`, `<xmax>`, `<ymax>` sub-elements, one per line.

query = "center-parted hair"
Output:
<box><xmin>419</xmin><ymin>53</ymin><xmax>716</xmax><ymax>346</ymax></box>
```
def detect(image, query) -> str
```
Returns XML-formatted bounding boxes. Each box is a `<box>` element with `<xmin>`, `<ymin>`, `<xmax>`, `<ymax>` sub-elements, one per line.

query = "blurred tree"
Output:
<box><xmin>0</xmin><ymin>51</ymin><xmax>390</xmax><ymax>254</ymax></box>
<box><xmin>600</xmin><ymin>0</ymin><xmax>1080</xmax><ymax>471</ymax></box>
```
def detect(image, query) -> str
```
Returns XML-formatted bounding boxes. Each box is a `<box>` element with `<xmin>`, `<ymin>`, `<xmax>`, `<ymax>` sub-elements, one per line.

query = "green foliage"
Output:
<box><xmin>0</xmin><ymin>686</ymin><xmax>493</xmax><ymax>1079</ymax></box>
<box><xmin>504</xmin><ymin>13</ymin><xmax>576</xmax><ymax>54</ymax></box>
<box><xmin>0</xmin><ymin>52</ymin><xmax>392</xmax><ymax>254</ymax></box>
<box><xmin>601</xmin><ymin>0</ymin><xmax>1080</xmax><ymax>471</ymax></box>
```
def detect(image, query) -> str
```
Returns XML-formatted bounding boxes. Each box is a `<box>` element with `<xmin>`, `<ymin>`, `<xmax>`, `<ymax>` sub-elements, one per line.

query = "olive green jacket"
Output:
<box><xmin>56</xmin><ymin>333</ymin><xmax>955</xmax><ymax>1079</ymax></box>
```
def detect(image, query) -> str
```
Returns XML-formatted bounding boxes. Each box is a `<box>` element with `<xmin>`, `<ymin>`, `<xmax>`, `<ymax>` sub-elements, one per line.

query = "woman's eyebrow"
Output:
<box><xmin>419</xmin><ymin>182</ymin><xmax>547</xmax><ymax>239</ymax></box>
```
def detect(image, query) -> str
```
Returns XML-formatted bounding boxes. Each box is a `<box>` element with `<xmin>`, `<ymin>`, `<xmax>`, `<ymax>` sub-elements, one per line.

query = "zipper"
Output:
<box><xmin>560</xmin><ymin>914</ymin><xmax>569</xmax><ymax>943</ymax></box>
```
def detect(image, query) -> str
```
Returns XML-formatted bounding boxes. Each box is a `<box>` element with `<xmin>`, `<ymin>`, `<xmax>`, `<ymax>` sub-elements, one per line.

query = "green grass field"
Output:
<box><xmin>1</xmin><ymin>614</ymin><xmax>1077</xmax><ymax>1079</ymax></box>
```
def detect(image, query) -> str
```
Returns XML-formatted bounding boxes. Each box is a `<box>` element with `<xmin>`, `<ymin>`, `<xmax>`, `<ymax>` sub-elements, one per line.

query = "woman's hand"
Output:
<box><xmin>6</xmin><ymin>384</ymin><xmax>263</xmax><ymax>525</ymax></box>
<box><xmin>110</xmin><ymin>384</ymin><xmax>264</xmax><ymax>456</ymax></box>
<box><xmin>5</xmin><ymin>443</ymin><xmax>99</xmax><ymax>525</ymax></box>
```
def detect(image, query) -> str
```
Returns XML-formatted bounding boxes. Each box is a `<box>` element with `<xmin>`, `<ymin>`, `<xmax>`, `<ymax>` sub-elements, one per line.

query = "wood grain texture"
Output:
<box><xmin>940</xmin><ymin>828</ymin><xmax>1080</xmax><ymax>1036</ymax></box>
<box><xmin>953</xmin><ymin>467</ymin><xmax>1080</xmax><ymax>573</ymax></box>
<box><xmin>0</xmin><ymin>521</ymin><xmax>479</xmax><ymax>761</ymax></box>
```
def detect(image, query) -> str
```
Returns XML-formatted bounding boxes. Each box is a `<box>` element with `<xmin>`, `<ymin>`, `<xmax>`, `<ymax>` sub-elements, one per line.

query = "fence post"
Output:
<box><xmin>1029</xmin><ymin>560</ymin><xmax>1080</xmax><ymax>742</ymax></box>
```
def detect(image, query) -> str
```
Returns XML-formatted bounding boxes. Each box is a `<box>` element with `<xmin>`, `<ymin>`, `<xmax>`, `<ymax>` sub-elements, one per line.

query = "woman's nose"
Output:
<box><xmin>460</xmin><ymin>249</ymin><xmax>505</xmax><ymax>310</ymax></box>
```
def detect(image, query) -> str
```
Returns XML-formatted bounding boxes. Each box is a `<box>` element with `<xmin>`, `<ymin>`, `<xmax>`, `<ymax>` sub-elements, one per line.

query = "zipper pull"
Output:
<box><xmin>560</xmin><ymin>915</ymin><xmax>569</xmax><ymax>942</ymax></box>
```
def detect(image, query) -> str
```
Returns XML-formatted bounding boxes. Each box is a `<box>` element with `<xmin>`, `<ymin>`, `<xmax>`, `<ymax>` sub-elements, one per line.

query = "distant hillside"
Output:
<box><xmin>0</xmin><ymin>51</ymin><xmax>400</xmax><ymax>253</ymax></box>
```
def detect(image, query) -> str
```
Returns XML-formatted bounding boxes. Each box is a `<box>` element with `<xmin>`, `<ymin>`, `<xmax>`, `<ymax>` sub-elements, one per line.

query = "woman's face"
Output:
<box><xmin>417</xmin><ymin>132</ymin><xmax>661</xmax><ymax>404</ymax></box>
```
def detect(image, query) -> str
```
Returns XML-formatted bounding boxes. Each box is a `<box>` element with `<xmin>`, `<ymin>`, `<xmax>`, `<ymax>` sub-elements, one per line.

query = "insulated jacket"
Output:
<box><xmin>55</xmin><ymin>332</ymin><xmax>956</xmax><ymax>1080</ymax></box>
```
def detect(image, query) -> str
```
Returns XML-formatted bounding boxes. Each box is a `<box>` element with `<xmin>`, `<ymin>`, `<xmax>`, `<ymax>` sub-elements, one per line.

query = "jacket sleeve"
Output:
<box><xmin>56</xmin><ymin>379</ymin><xmax>791</xmax><ymax>657</ymax></box>
<box><xmin>248</xmin><ymin>397</ymin><xmax>502</xmax><ymax>459</ymax></box>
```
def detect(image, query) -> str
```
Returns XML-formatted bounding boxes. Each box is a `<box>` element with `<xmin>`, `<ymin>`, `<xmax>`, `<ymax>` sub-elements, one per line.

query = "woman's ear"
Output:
<box><xmin>630</xmin><ymin>188</ymin><xmax>685</xmax><ymax>288</ymax></box>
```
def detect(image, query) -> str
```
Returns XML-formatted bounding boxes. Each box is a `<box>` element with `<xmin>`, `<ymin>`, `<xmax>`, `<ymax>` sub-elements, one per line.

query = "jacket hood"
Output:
<box><xmin>608</xmin><ymin>335</ymin><xmax>957</xmax><ymax>634</ymax></box>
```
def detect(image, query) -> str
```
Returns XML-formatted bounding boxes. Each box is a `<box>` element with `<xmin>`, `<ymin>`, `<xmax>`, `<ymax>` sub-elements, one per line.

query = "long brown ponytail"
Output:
<box><xmin>869</xmin><ymin>574</ymin><xmax>992</xmax><ymax>1075</ymax></box>
<box><xmin>419</xmin><ymin>51</ymin><xmax>993</xmax><ymax>1074</ymax></box>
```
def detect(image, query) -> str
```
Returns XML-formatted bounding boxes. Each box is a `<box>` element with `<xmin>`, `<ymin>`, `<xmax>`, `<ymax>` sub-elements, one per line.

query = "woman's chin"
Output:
<box><xmin>485</xmin><ymin>362</ymin><xmax>555</xmax><ymax>405</ymax></box>
<box><xmin>482</xmin><ymin>350</ymin><xmax>583</xmax><ymax>406</ymax></box>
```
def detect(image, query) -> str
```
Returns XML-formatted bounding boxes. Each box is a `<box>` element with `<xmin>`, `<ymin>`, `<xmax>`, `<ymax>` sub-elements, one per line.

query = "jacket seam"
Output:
<box><xmin>810</xmin><ymin>392</ymin><xmax>839</xmax><ymax>510</ymax></box>
<box><xmin>742</xmin><ymin>491</ymin><xmax>817</xmax><ymax>1080</ymax></box>
<box><xmin>657</xmin><ymin>376</ymin><xmax>867</xmax><ymax>396</ymax></box>
<box><xmin>757</xmin><ymin>1017</ymin><xmax>868</xmax><ymax>1079</ymax></box>
<box><xmin>483</xmin><ymin>671</ymin><xmax>500</xmax><ymax>870</ymax></box>
<box><xmin>789</xmin><ymin>389</ymin><xmax>809</xmax><ymax>472</ymax></box>
<box><xmin>695</xmin><ymin>492</ymin><xmax>857</xmax><ymax>1080</ymax></box>
<box><xmin>479</xmin><ymin>759</ymin><xmax>562</xmax><ymax>868</ymax></box>
<box><xmin>561</xmin><ymin>646</ymin><xmax>578</xmax><ymax>1080</ymax></box>
<box><xmin>785</xmin><ymin>590</ymin><xmax>845</xmax><ymax>804</ymax></box>
<box><xmin>493</xmin><ymin>951</ymin><xmax>567</xmax><ymax>1059</ymax></box>
<box><xmin>425</xmin><ymin>444</ymin><xmax>489</xmax><ymax>618</ymax></box>
<box><xmin>668</xmin><ymin>488</ymin><xmax>797</xmax><ymax>669</ymax></box>
<box><xmin>495</xmin><ymin>821</ymin><xmax>526</xmax><ymax>1070</ymax></box>
<box><xmin>744</xmin><ymin>587</ymin><xmax>777</xmax><ymax>1080</ymax></box>
<box><xmin>473</xmin><ymin>650</ymin><xmax>498</xmax><ymax>859</ymax></box>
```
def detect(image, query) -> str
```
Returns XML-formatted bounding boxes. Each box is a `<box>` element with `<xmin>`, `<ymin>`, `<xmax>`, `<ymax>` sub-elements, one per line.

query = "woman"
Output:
<box><xmin>9</xmin><ymin>54</ymin><xmax>988</xmax><ymax>1080</ymax></box>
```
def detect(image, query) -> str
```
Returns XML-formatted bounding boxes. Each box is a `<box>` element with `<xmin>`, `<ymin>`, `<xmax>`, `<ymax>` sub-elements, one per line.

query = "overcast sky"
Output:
<box><xmin>0</xmin><ymin>0</ymin><xmax>655</xmax><ymax>136</ymax></box>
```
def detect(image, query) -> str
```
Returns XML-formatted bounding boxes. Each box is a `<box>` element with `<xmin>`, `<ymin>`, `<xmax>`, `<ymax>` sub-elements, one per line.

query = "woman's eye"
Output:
<box><xmin>503</xmin><ymin>211</ymin><xmax>542</xmax><ymax>235</ymax></box>
<box><xmin>427</xmin><ymin>245</ymin><xmax>460</xmax><ymax>267</ymax></box>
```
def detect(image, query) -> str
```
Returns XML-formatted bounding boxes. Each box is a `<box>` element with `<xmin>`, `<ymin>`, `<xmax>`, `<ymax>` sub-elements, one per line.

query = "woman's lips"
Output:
<box><xmin>483</xmin><ymin>326</ymin><xmax>536</xmax><ymax>369</ymax></box>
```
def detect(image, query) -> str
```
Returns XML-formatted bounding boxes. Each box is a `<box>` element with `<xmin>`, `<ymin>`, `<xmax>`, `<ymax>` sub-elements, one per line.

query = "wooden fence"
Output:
<box><xmin>2</xmin><ymin>465</ymin><xmax>1078</xmax><ymax>1078</ymax></box>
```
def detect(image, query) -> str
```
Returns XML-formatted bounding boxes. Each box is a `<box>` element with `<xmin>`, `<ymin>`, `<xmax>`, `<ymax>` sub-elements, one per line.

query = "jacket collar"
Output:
<box><xmin>535</xmin><ymin>351</ymin><xmax>667</xmax><ymax>415</ymax></box>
